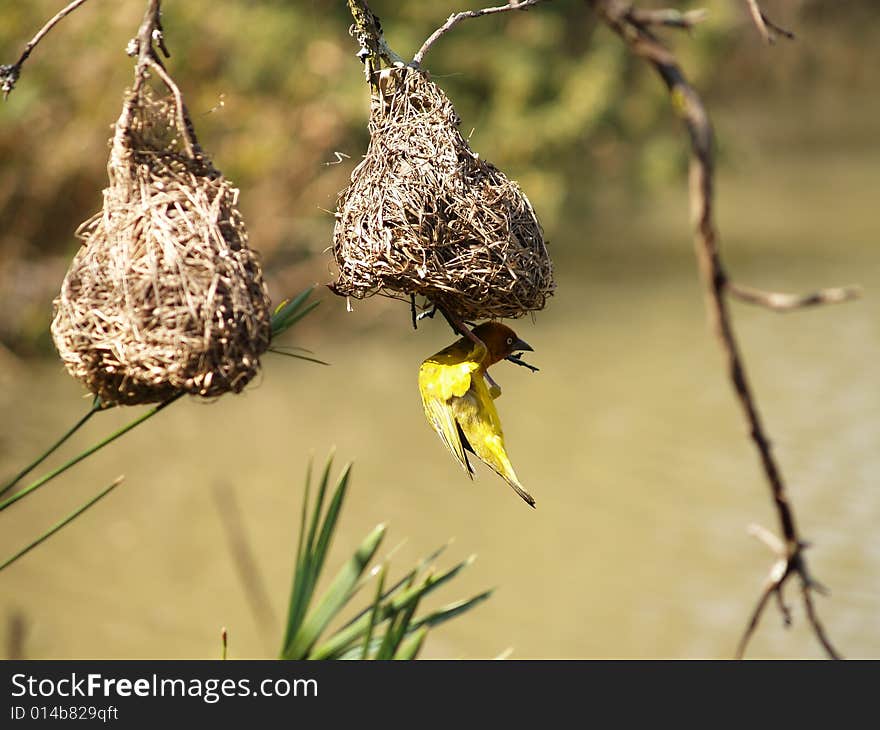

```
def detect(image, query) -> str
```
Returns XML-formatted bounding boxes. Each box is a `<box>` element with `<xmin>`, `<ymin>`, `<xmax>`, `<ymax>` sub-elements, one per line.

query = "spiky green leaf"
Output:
<box><xmin>283</xmin><ymin>523</ymin><xmax>386</xmax><ymax>659</ymax></box>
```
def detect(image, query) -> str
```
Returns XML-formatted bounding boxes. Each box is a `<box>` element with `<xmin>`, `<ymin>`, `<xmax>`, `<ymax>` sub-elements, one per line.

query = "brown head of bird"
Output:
<box><xmin>471</xmin><ymin>322</ymin><xmax>533</xmax><ymax>366</ymax></box>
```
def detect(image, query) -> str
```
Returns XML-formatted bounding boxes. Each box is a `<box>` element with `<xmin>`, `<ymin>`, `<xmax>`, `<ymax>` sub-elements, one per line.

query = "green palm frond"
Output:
<box><xmin>280</xmin><ymin>455</ymin><xmax>492</xmax><ymax>660</ymax></box>
<box><xmin>271</xmin><ymin>287</ymin><xmax>321</xmax><ymax>340</ymax></box>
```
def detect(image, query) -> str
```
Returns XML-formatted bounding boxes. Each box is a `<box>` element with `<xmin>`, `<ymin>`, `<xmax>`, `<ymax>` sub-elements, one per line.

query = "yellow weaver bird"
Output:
<box><xmin>418</xmin><ymin>322</ymin><xmax>535</xmax><ymax>507</ymax></box>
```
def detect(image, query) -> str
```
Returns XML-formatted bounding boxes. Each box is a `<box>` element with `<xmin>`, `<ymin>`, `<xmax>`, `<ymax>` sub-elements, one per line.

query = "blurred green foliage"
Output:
<box><xmin>1</xmin><ymin>1</ymin><xmax>877</xmax><ymax>353</ymax></box>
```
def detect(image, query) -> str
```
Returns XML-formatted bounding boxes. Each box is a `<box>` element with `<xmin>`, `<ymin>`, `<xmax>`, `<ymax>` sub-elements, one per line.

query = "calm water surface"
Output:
<box><xmin>1</xmin><ymin>105</ymin><xmax>878</xmax><ymax>659</ymax></box>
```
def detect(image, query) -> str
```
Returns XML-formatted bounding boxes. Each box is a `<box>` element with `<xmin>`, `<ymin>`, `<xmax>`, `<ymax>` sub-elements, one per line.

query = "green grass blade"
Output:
<box><xmin>375</xmin><ymin>609</ymin><xmax>404</xmax><ymax>661</ymax></box>
<box><xmin>281</xmin><ymin>457</ymin><xmax>354</xmax><ymax>658</ymax></box>
<box><xmin>337</xmin><ymin>638</ymin><xmax>383</xmax><ymax>660</ymax></box>
<box><xmin>294</xmin><ymin>456</ymin><xmax>339</xmax><ymax>618</ymax></box>
<box><xmin>0</xmin><ymin>476</ymin><xmax>124</xmax><ymax>572</ymax></box>
<box><xmin>361</xmin><ymin>563</ymin><xmax>387</xmax><ymax>660</ymax></box>
<box><xmin>304</xmin><ymin>454</ymin><xmax>335</xmax><ymax>560</ymax></box>
<box><xmin>267</xmin><ymin>349</ymin><xmax>330</xmax><ymax>366</ymax></box>
<box><xmin>275</xmin><ymin>287</ymin><xmax>313</xmax><ymax>314</ymax></box>
<box><xmin>342</xmin><ymin>541</ymin><xmax>452</xmax><ymax>630</ymax></box>
<box><xmin>409</xmin><ymin>590</ymin><xmax>494</xmax><ymax>633</ymax></box>
<box><xmin>0</xmin><ymin>394</ymin><xmax>181</xmax><ymax>513</ymax></box>
<box><xmin>0</xmin><ymin>399</ymin><xmax>103</xmax><ymax>499</ymax></box>
<box><xmin>282</xmin><ymin>458</ymin><xmax>316</xmax><ymax>653</ymax></box>
<box><xmin>376</xmin><ymin>592</ymin><xmax>421</xmax><ymax>660</ymax></box>
<box><xmin>369</xmin><ymin>568</ymin><xmax>421</xmax><ymax>660</ymax></box>
<box><xmin>310</xmin><ymin>463</ymin><xmax>352</xmax><ymax>587</ymax></box>
<box><xmin>309</xmin><ymin>555</ymin><xmax>476</xmax><ymax>660</ymax></box>
<box><xmin>271</xmin><ymin>288</ymin><xmax>312</xmax><ymax>327</ymax></box>
<box><xmin>393</xmin><ymin>627</ymin><xmax>428</xmax><ymax>660</ymax></box>
<box><xmin>277</xmin><ymin>300</ymin><xmax>321</xmax><ymax>333</ymax></box>
<box><xmin>271</xmin><ymin>287</ymin><xmax>319</xmax><ymax>339</ymax></box>
<box><xmin>283</xmin><ymin>523</ymin><xmax>386</xmax><ymax>659</ymax></box>
<box><xmin>296</xmin><ymin>457</ymin><xmax>313</xmax><ymax>565</ymax></box>
<box><xmin>269</xmin><ymin>345</ymin><xmax>315</xmax><ymax>354</ymax></box>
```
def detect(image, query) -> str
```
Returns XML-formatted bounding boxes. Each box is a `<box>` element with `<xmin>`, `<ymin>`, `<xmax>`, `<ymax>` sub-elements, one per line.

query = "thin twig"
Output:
<box><xmin>736</xmin><ymin>579</ymin><xmax>776</xmax><ymax>658</ymax></box>
<box><xmin>728</xmin><ymin>282</ymin><xmax>861</xmax><ymax>312</ymax></box>
<box><xmin>147</xmin><ymin>58</ymin><xmax>195</xmax><ymax>157</ymax></box>
<box><xmin>435</xmin><ymin>301</ymin><xmax>485</xmax><ymax>349</ymax></box>
<box><xmin>628</xmin><ymin>7</ymin><xmax>708</xmax><ymax>31</ymax></box>
<box><xmin>744</xmin><ymin>0</ymin><xmax>795</xmax><ymax>44</ymax></box>
<box><xmin>430</xmin><ymin>299</ymin><xmax>540</xmax><ymax>370</ymax></box>
<box><xmin>433</xmin><ymin>303</ymin><xmax>539</xmax><ymax>370</ymax></box>
<box><xmin>737</xmin><ymin>521</ymin><xmax>838</xmax><ymax>657</ymax></box>
<box><xmin>267</xmin><ymin>348</ymin><xmax>330</xmax><ymax>366</ymax></box>
<box><xmin>0</xmin><ymin>393</ymin><xmax>182</xmax><ymax>513</ymax></box>
<box><xmin>0</xmin><ymin>476</ymin><xmax>124</xmax><ymax>572</ymax></box>
<box><xmin>0</xmin><ymin>398</ymin><xmax>104</xmax><ymax>499</ymax></box>
<box><xmin>423</xmin><ymin>304</ymin><xmax>541</xmax><ymax>370</ymax></box>
<box><xmin>589</xmin><ymin>0</ymin><xmax>841</xmax><ymax>659</ymax></box>
<box><xmin>505</xmin><ymin>352</ymin><xmax>540</xmax><ymax>373</ymax></box>
<box><xmin>748</xmin><ymin>521</ymin><xmax>784</xmax><ymax>555</ymax></box>
<box><xmin>801</xmin><ymin>580</ymin><xmax>839</xmax><ymax>658</ymax></box>
<box><xmin>413</xmin><ymin>0</ymin><xmax>550</xmax><ymax>67</ymax></box>
<box><xmin>1</xmin><ymin>0</ymin><xmax>91</xmax><ymax>98</ymax></box>
<box><xmin>127</xmin><ymin>0</ymin><xmax>197</xmax><ymax>158</ymax></box>
<box><xmin>347</xmin><ymin>0</ymin><xmax>407</xmax><ymax>90</ymax></box>
<box><xmin>736</xmin><ymin>523</ymin><xmax>790</xmax><ymax>656</ymax></box>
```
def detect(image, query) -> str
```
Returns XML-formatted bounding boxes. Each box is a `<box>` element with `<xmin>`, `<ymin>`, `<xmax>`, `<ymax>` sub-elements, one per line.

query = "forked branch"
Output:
<box><xmin>413</xmin><ymin>1</ymin><xmax>550</xmax><ymax>67</ymax></box>
<box><xmin>628</xmin><ymin>7</ymin><xmax>708</xmax><ymax>31</ymax></box>
<box><xmin>126</xmin><ymin>0</ymin><xmax>197</xmax><ymax>158</ymax></box>
<box><xmin>744</xmin><ymin>0</ymin><xmax>795</xmax><ymax>44</ymax></box>
<box><xmin>346</xmin><ymin>0</ymin><xmax>407</xmax><ymax>90</ymax></box>
<box><xmin>1</xmin><ymin>0</ymin><xmax>91</xmax><ymax>98</ymax></box>
<box><xmin>728</xmin><ymin>282</ymin><xmax>861</xmax><ymax>312</ymax></box>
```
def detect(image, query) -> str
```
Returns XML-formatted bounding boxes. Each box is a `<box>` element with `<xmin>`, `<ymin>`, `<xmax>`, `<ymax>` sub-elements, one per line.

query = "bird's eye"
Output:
<box><xmin>506</xmin><ymin>337</ymin><xmax>513</xmax><ymax>345</ymax></box>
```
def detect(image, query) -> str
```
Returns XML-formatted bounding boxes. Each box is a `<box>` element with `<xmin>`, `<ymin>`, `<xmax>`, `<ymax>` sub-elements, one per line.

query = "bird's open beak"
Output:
<box><xmin>513</xmin><ymin>338</ymin><xmax>533</xmax><ymax>353</ymax></box>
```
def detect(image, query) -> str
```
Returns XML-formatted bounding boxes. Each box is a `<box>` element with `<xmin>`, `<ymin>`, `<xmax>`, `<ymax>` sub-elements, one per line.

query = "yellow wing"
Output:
<box><xmin>418</xmin><ymin>339</ymin><xmax>487</xmax><ymax>477</ymax></box>
<box><xmin>453</xmin><ymin>376</ymin><xmax>535</xmax><ymax>507</ymax></box>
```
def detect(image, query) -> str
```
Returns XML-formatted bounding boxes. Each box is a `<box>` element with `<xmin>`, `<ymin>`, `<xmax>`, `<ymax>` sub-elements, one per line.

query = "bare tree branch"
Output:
<box><xmin>2</xmin><ymin>0</ymin><xmax>92</xmax><ymax>98</ymax></box>
<box><xmin>736</xmin><ymin>523</ymin><xmax>837</xmax><ymax>658</ymax></box>
<box><xmin>413</xmin><ymin>0</ymin><xmax>550</xmax><ymax>67</ymax></box>
<box><xmin>2</xmin><ymin>0</ymin><xmax>197</xmax><ymax>157</ymax></box>
<box><xmin>629</xmin><ymin>7</ymin><xmax>709</xmax><ymax>31</ymax></box>
<box><xmin>347</xmin><ymin>0</ymin><xmax>407</xmax><ymax>91</ymax></box>
<box><xmin>728</xmin><ymin>282</ymin><xmax>862</xmax><ymax>312</ymax></box>
<box><xmin>588</xmin><ymin>0</ymin><xmax>842</xmax><ymax>659</ymax></box>
<box><xmin>125</xmin><ymin>0</ymin><xmax>198</xmax><ymax>159</ymax></box>
<box><xmin>737</xmin><ymin>575</ymin><xmax>777</xmax><ymax>658</ymax></box>
<box><xmin>801</xmin><ymin>579</ymin><xmax>839</xmax><ymax>658</ymax></box>
<box><xmin>744</xmin><ymin>0</ymin><xmax>795</xmax><ymax>44</ymax></box>
<box><xmin>435</xmin><ymin>300</ymin><xmax>486</xmax><ymax>350</ymax></box>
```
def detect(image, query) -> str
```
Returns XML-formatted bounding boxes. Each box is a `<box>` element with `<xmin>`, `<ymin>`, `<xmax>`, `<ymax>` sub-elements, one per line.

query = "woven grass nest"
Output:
<box><xmin>51</xmin><ymin>84</ymin><xmax>271</xmax><ymax>406</ymax></box>
<box><xmin>331</xmin><ymin>66</ymin><xmax>555</xmax><ymax>320</ymax></box>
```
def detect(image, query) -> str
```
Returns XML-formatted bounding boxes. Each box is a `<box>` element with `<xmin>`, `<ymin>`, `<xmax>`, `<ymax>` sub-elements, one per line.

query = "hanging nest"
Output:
<box><xmin>331</xmin><ymin>66</ymin><xmax>555</xmax><ymax>321</ymax></box>
<box><xmin>51</xmin><ymin>82</ymin><xmax>271</xmax><ymax>406</ymax></box>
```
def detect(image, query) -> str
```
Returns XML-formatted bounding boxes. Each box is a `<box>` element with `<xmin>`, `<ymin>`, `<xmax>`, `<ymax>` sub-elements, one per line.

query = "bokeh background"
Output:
<box><xmin>1</xmin><ymin>0</ymin><xmax>878</xmax><ymax>658</ymax></box>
